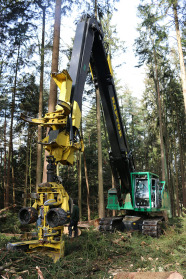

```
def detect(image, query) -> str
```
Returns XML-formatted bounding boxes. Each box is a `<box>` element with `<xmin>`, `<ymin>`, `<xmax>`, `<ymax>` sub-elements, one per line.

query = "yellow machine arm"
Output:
<box><xmin>11</xmin><ymin>71</ymin><xmax>83</xmax><ymax>261</ymax></box>
<box><xmin>21</xmin><ymin>70</ymin><xmax>84</xmax><ymax>165</ymax></box>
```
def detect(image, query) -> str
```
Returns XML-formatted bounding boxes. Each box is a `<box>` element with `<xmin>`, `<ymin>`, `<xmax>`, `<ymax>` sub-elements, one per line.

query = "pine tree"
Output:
<box><xmin>158</xmin><ymin>0</ymin><xmax>186</xmax><ymax>111</ymax></box>
<box><xmin>135</xmin><ymin>3</ymin><xmax>169</xmax><ymax>182</ymax></box>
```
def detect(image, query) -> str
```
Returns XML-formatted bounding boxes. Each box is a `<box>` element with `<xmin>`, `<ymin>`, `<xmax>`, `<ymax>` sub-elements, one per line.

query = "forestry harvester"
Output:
<box><xmin>8</xmin><ymin>15</ymin><xmax>171</xmax><ymax>260</ymax></box>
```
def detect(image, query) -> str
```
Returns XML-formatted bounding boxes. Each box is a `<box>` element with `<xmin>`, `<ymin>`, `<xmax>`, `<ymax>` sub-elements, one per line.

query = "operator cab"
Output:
<box><xmin>131</xmin><ymin>172</ymin><xmax>164</xmax><ymax>210</ymax></box>
<box><xmin>135</xmin><ymin>178</ymin><xmax>149</xmax><ymax>207</ymax></box>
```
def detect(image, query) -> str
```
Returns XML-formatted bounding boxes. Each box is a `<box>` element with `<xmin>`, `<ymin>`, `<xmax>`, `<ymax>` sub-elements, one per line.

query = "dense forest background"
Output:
<box><xmin>0</xmin><ymin>0</ymin><xmax>185</xmax><ymax>219</ymax></box>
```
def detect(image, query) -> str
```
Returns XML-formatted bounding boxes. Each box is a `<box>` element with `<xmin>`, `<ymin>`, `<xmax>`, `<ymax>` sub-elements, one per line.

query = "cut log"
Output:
<box><xmin>114</xmin><ymin>271</ymin><xmax>183</xmax><ymax>279</ymax></box>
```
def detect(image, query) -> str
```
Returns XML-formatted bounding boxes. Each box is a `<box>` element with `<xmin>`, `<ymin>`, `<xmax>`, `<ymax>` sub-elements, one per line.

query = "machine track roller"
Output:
<box><xmin>99</xmin><ymin>217</ymin><xmax>124</xmax><ymax>232</ymax></box>
<box><xmin>142</xmin><ymin>218</ymin><xmax>163</xmax><ymax>237</ymax></box>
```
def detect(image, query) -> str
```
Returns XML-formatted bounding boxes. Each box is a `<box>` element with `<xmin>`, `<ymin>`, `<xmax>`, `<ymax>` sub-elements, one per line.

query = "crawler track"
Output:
<box><xmin>142</xmin><ymin>218</ymin><xmax>163</xmax><ymax>237</ymax></box>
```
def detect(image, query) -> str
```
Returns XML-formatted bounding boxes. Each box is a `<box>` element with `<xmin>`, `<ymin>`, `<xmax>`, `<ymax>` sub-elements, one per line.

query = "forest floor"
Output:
<box><xmin>0</xmin><ymin>213</ymin><xmax>185</xmax><ymax>279</ymax></box>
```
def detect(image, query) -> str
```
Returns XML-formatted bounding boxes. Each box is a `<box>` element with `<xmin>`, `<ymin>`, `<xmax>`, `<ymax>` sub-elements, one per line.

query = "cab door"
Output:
<box><xmin>151</xmin><ymin>178</ymin><xmax>161</xmax><ymax>208</ymax></box>
<box><xmin>156</xmin><ymin>181</ymin><xmax>161</xmax><ymax>208</ymax></box>
<box><xmin>151</xmin><ymin>179</ymin><xmax>156</xmax><ymax>208</ymax></box>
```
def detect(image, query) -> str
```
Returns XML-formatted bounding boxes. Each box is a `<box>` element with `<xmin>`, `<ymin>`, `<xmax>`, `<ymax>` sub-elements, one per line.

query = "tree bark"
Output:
<box><xmin>112</xmin><ymin>174</ymin><xmax>116</xmax><ymax>217</ymax></box>
<box><xmin>153</xmin><ymin>46</ymin><xmax>166</xmax><ymax>181</ymax></box>
<box><xmin>96</xmin><ymin>88</ymin><xmax>105</xmax><ymax>218</ymax></box>
<box><xmin>173</xmin><ymin>125</ymin><xmax>180</xmax><ymax>216</ymax></box>
<box><xmin>36</xmin><ymin>6</ymin><xmax>46</xmax><ymax>190</ymax></box>
<box><xmin>24</xmin><ymin>128</ymin><xmax>30</xmax><ymax>207</ymax></box>
<box><xmin>176</xmin><ymin>116</ymin><xmax>186</xmax><ymax>209</ymax></box>
<box><xmin>3</xmin><ymin>111</ymin><xmax>7</xmax><ymax>208</ymax></box>
<box><xmin>169</xmin><ymin>158</ymin><xmax>175</xmax><ymax>217</ymax></box>
<box><xmin>29</xmin><ymin>131</ymin><xmax>33</xmax><ymax>207</ymax></box>
<box><xmin>6</xmin><ymin>45</ymin><xmax>20</xmax><ymax>207</ymax></box>
<box><xmin>48</xmin><ymin>0</ymin><xmax>61</xmax><ymax>112</ymax></box>
<box><xmin>164</xmin><ymin>130</ymin><xmax>171</xmax><ymax>194</ymax></box>
<box><xmin>169</xmin><ymin>137</ymin><xmax>177</xmax><ymax>217</ymax></box>
<box><xmin>12</xmin><ymin>156</ymin><xmax>15</xmax><ymax>206</ymax></box>
<box><xmin>94</xmin><ymin>0</ymin><xmax>105</xmax><ymax>219</ymax></box>
<box><xmin>172</xmin><ymin>1</ymin><xmax>186</xmax><ymax>112</ymax></box>
<box><xmin>78</xmin><ymin>151</ymin><xmax>82</xmax><ymax>221</ymax></box>
<box><xmin>0</xmin><ymin>149</ymin><xmax>2</xmax><ymax>165</ymax></box>
<box><xmin>83</xmin><ymin>151</ymin><xmax>91</xmax><ymax>221</ymax></box>
<box><xmin>42</xmin><ymin>0</ymin><xmax>62</xmax><ymax>182</ymax></box>
<box><xmin>94</xmin><ymin>0</ymin><xmax>97</xmax><ymax>18</ymax></box>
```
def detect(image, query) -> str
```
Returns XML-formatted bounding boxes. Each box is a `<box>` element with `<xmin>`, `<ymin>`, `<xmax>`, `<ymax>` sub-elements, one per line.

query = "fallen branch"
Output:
<box><xmin>31</xmin><ymin>255</ymin><xmax>43</xmax><ymax>261</ymax></box>
<box><xmin>36</xmin><ymin>266</ymin><xmax>44</xmax><ymax>279</ymax></box>
<box><xmin>39</xmin><ymin>267</ymin><xmax>52</xmax><ymax>277</ymax></box>
<box><xmin>0</xmin><ymin>205</ymin><xmax>16</xmax><ymax>214</ymax></box>
<box><xmin>0</xmin><ymin>259</ymin><xmax>24</xmax><ymax>272</ymax></box>
<box><xmin>0</xmin><ymin>261</ymin><xmax>13</xmax><ymax>272</ymax></box>
<box><xmin>17</xmin><ymin>270</ymin><xmax>29</xmax><ymax>276</ymax></box>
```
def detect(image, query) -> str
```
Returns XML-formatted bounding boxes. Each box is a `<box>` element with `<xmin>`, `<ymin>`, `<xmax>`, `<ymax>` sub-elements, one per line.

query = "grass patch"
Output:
<box><xmin>0</xmin><ymin>216</ymin><xmax>185</xmax><ymax>278</ymax></box>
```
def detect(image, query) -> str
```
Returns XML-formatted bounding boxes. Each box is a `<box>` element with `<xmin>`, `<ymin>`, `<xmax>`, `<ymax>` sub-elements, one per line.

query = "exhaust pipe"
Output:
<box><xmin>46</xmin><ymin>208</ymin><xmax>69</xmax><ymax>228</ymax></box>
<box><xmin>19</xmin><ymin>207</ymin><xmax>38</xmax><ymax>225</ymax></box>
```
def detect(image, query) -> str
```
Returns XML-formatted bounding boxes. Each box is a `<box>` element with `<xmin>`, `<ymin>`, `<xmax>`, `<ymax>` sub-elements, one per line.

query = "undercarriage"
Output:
<box><xmin>99</xmin><ymin>214</ymin><xmax>164</xmax><ymax>237</ymax></box>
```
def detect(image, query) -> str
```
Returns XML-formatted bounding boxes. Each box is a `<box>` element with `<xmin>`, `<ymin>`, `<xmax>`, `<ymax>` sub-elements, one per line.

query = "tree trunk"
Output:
<box><xmin>172</xmin><ymin>1</ymin><xmax>186</xmax><ymax>112</ymax></box>
<box><xmin>0</xmin><ymin>149</ymin><xmax>2</xmax><ymax>165</ymax></box>
<box><xmin>153</xmin><ymin>46</ymin><xmax>166</xmax><ymax>181</ymax></box>
<box><xmin>94</xmin><ymin>0</ymin><xmax>97</xmax><ymax>18</ymax></box>
<box><xmin>176</xmin><ymin>117</ymin><xmax>186</xmax><ymax>208</ymax></box>
<box><xmin>131</xmin><ymin>114</ymin><xmax>137</xmax><ymax>165</ymax></box>
<box><xmin>165</xmin><ymin>133</ymin><xmax>171</xmax><ymax>193</ymax></box>
<box><xmin>42</xmin><ymin>0</ymin><xmax>62</xmax><ymax>182</ymax></box>
<box><xmin>78</xmin><ymin>151</ymin><xmax>82</xmax><ymax>221</ymax></box>
<box><xmin>36</xmin><ymin>6</ymin><xmax>46</xmax><ymax>190</ymax></box>
<box><xmin>96</xmin><ymin>88</ymin><xmax>105</xmax><ymax>218</ymax></box>
<box><xmin>24</xmin><ymin>128</ymin><xmax>30</xmax><ymax>207</ymax></box>
<box><xmin>173</xmin><ymin>126</ymin><xmax>180</xmax><ymax>216</ymax></box>
<box><xmin>163</xmin><ymin>100</ymin><xmax>171</xmax><ymax>195</ymax></box>
<box><xmin>169</xmin><ymin>158</ymin><xmax>176</xmax><ymax>217</ymax></box>
<box><xmin>3</xmin><ymin>111</ymin><xmax>7</xmax><ymax>208</ymax></box>
<box><xmin>48</xmin><ymin>0</ymin><xmax>61</xmax><ymax>112</ymax></box>
<box><xmin>6</xmin><ymin>45</ymin><xmax>20</xmax><ymax>207</ymax></box>
<box><xmin>169</xmin><ymin>137</ymin><xmax>177</xmax><ymax>217</ymax></box>
<box><xmin>94</xmin><ymin>0</ymin><xmax>104</xmax><ymax>219</ymax></box>
<box><xmin>29</xmin><ymin>131</ymin><xmax>33</xmax><ymax>207</ymax></box>
<box><xmin>12</xmin><ymin>155</ymin><xmax>15</xmax><ymax>206</ymax></box>
<box><xmin>83</xmin><ymin>151</ymin><xmax>91</xmax><ymax>221</ymax></box>
<box><xmin>112</xmin><ymin>174</ymin><xmax>116</xmax><ymax>217</ymax></box>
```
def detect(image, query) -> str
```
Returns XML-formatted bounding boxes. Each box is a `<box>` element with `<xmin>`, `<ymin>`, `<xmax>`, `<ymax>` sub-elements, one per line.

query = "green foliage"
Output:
<box><xmin>0</xmin><ymin>211</ymin><xmax>33</xmax><ymax>234</ymax></box>
<box><xmin>0</xmin><ymin>212</ymin><xmax>21</xmax><ymax>234</ymax></box>
<box><xmin>0</xmin><ymin>234</ymin><xmax>20</xmax><ymax>249</ymax></box>
<box><xmin>134</xmin><ymin>0</ymin><xmax>185</xmax><ymax>213</ymax></box>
